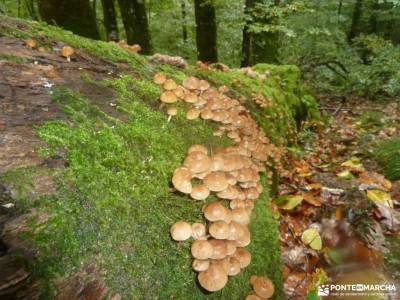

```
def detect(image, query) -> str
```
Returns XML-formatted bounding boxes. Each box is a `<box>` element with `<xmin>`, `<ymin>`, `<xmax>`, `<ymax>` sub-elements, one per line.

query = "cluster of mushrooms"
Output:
<box><xmin>154</xmin><ymin>73</ymin><xmax>278</xmax><ymax>297</ymax></box>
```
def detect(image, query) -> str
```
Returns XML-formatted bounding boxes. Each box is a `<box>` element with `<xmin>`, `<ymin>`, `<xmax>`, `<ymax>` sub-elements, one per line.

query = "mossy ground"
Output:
<box><xmin>0</xmin><ymin>16</ymin><xmax>319</xmax><ymax>299</ymax></box>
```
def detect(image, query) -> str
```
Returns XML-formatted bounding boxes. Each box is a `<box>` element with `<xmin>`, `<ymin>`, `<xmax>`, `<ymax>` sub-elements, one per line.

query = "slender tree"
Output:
<box><xmin>181</xmin><ymin>0</ymin><xmax>188</xmax><ymax>44</ymax></box>
<box><xmin>241</xmin><ymin>0</ymin><xmax>280</xmax><ymax>67</ymax></box>
<box><xmin>37</xmin><ymin>0</ymin><xmax>100</xmax><ymax>39</ymax></box>
<box><xmin>194</xmin><ymin>0</ymin><xmax>218</xmax><ymax>62</ymax></box>
<box><xmin>348</xmin><ymin>0</ymin><xmax>363</xmax><ymax>42</ymax></box>
<box><xmin>117</xmin><ymin>0</ymin><xmax>152</xmax><ymax>54</ymax></box>
<box><xmin>102</xmin><ymin>0</ymin><xmax>119</xmax><ymax>41</ymax></box>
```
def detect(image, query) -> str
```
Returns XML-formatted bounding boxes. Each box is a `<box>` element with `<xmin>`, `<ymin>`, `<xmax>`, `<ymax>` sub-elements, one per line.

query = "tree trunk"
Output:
<box><xmin>101</xmin><ymin>0</ymin><xmax>119</xmax><ymax>41</ymax></box>
<box><xmin>181</xmin><ymin>0</ymin><xmax>188</xmax><ymax>44</ymax></box>
<box><xmin>117</xmin><ymin>0</ymin><xmax>152</xmax><ymax>54</ymax></box>
<box><xmin>194</xmin><ymin>0</ymin><xmax>218</xmax><ymax>63</ymax></box>
<box><xmin>37</xmin><ymin>0</ymin><xmax>100</xmax><ymax>39</ymax></box>
<box><xmin>241</xmin><ymin>0</ymin><xmax>280</xmax><ymax>66</ymax></box>
<box><xmin>338</xmin><ymin>0</ymin><xmax>343</xmax><ymax>15</ymax></box>
<box><xmin>348</xmin><ymin>0</ymin><xmax>363</xmax><ymax>42</ymax></box>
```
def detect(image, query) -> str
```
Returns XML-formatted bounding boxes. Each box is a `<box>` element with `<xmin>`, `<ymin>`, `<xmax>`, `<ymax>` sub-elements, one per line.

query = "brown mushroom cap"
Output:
<box><xmin>186</xmin><ymin>108</ymin><xmax>201</xmax><ymax>120</ymax></box>
<box><xmin>198</xmin><ymin>263</ymin><xmax>228</xmax><ymax>292</ymax></box>
<box><xmin>184</xmin><ymin>92</ymin><xmax>198</xmax><ymax>104</ymax></box>
<box><xmin>227</xmin><ymin>221</ymin><xmax>247</xmax><ymax>241</ymax></box>
<box><xmin>225</xmin><ymin>240</ymin><xmax>237</xmax><ymax>256</ymax></box>
<box><xmin>173</xmin><ymin>86</ymin><xmax>187</xmax><ymax>99</ymax></box>
<box><xmin>160</xmin><ymin>91</ymin><xmax>178</xmax><ymax>103</ymax></box>
<box><xmin>61</xmin><ymin>46</ymin><xmax>74</xmax><ymax>57</ymax></box>
<box><xmin>25</xmin><ymin>39</ymin><xmax>36</xmax><ymax>48</ymax></box>
<box><xmin>204</xmin><ymin>172</ymin><xmax>229</xmax><ymax>192</ymax></box>
<box><xmin>251</xmin><ymin>276</ymin><xmax>275</xmax><ymax>299</ymax></box>
<box><xmin>230</xmin><ymin>199</ymin><xmax>246</xmax><ymax>209</ymax></box>
<box><xmin>167</xmin><ymin>107</ymin><xmax>178</xmax><ymax>116</ymax></box>
<box><xmin>182</xmin><ymin>76</ymin><xmax>199</xmax><ymax>90</ymax></box>
<box><xmin>208</xmin><ymin>239</ymin><xmax>228</xmax><ymax>259</ymax></box>
<box><xmin>200</xmin><ymin>108</ymin><xmax>214</xmax><ymax>120</ymax></box>
<box><xmin>170</xmin><ymin>221</ymin><xmax>192</xmax><ymax>241</ymax></box>
<box><xmin>188</xmin><ymin>144</ymin><xmax>208</xmax><ymax>155</ymax></box>
<box><xmin>235</xmin><ymin>226</ymin><xmax>251</xmax><ymax>247</ymax></box>
<box><xmin>190</xmin><ymin>184</ymin><xmax>210</xmax><ymax>201</ymax></box>
<box><xmin>163</xmin><ymin>79</ymin><xmax>178</xmax><ymax>90</ymax></box>
<box><xmin>183</xmin><ymin>151</ymin><xmax>211</xmax><ymax>173</ymax></box>
<box><xmin>198</xmin><ymin>79</ymin><xmax>210</xmax><ymax>91</ymax></box>
<box><xmin>245</xmin><ymin>294</ymin><xmax>262</xmax><ymax>300</ymax></box>
<box><xmin>211</xmin><ymin>258</ymin><xmax>230</xmax><ymax>274</ymax></box>
<box><xmin>209</xmin><ymin>221</ymin><xmax>230</xmax><ymax>239</ymax></box>
<box><xmin>233</xmin><ymin>247</ymin><xmax>251</xmax><ymax>269</ymax></box>
<box><xmin>191</xmin><ymin>240</ymin><xmax>213</xmax><ymax>260</ymax></box>
<box><xmin>227</xmin><ymin>257</ymin><xmax>241</xmax><ymax>276</ymax></box>
<box><xmin>203</xmin><ymin>202</ymin><xmax>228</xmax><ymax>222</ymax></box>
<box><xmin>231</xmin><ymin>208</ymin><xmax>250</xmax><ymax>225</ymax></box>
<box><xmin>172</xmin><ymin>167</ymin><xmax>192</xmax><ymax>194</ymax></box>
<box><xmin>217</xmin><ymin>185</ymin><xmax>239</xmax><ymax>200</ymax></box>
<box><xmin>191</xmin><ymin>223</ymin><xmax>206</xmax><ymax>239</ymax></box>
<box><xmin>153</xmin><ymin>73</ymin><xmax>166</xmax><ymax>85</ymax></box>
<box><xmin>192</xmin><ymin>259</ymin><xmax>210</xmax><ymax>272</ymax></box>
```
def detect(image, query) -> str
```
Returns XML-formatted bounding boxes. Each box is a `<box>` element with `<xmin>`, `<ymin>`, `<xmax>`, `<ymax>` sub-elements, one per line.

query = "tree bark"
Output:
<box><xmin>241</xmin><ymin>0</ymin><xmax>280</xmax><ymax>66</ymax></box>
<box><xmin>101</xmin><ymin>0</ymin><xmax>119</xmax><ymax>41</ymax></box>
<box><xmin>194</xmin><ymin>0</ymin><xmax>218</xmax><ymax>63</ymax></box>
<box><xmin>117</xmin><ymin>0</ymin><xmax>152</xmax><ymax>54</ymax></box>
<box><xmin>181</xmin><ymin>0</ymin><xmax>188</xmax><ymax>44</ymax></box>
<box><xmin>37</xmin><ymin>0</ymin><xmax>100</xmax><ymax>39</ymax></box>
<box><xmin>347</xmin><ymin>0</ymin><xmax>363</xmax><ymax>42</ymax></box>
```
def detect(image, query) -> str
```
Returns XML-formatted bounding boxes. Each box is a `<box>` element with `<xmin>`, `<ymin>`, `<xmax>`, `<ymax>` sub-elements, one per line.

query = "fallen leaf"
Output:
<box><xmin>301</xmin><ymin>228</ymin><xmax>322</xmax><ymax>250</ymax></box>
<box><xmin>277</xmin><ymin>195</ymin><xmax>304</xmax><ymax>210</ymax></box>
<box><xmin>337</xmin><ymin>170</ymin><xmax>355</xmax><ymax>180</ymax></box>
<box><xmin>302</xmin><ymin>192</ymin><xmax>322</xmax><ymax>206</ymax></box>
<box><xmin>366</xmin><ymin>190</ymin><xmax>393</xmax><ymax>208</ymax></box>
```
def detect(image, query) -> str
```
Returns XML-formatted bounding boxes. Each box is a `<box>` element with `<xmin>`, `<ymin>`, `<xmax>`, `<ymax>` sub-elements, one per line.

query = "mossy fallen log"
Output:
<box><xmin>0</xmin><ymin>16</ymin><xmax>319</xmax><ymax>299</ymax></box>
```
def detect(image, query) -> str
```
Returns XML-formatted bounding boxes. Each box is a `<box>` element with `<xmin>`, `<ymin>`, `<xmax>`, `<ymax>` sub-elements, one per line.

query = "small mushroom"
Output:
<box><xmin>163</xmin><ymin>79</ymin><xmax>178</xmax><ymax>90</ymax></box>
<box><xmin>204</xmin><ymin>172</ymin><xmax>229</xmax><ymax>192</ymax></box>
<box><xmin>173</xmin><ymin>86</ymin><xmax>187</xmax><ymax>99</ymax></box>
<box><xmin>197</xmin><ymin>79</ymin><xmax>210</xmax><ymax>91</ymax></box>
<box><xmin>190</xmin><ymin>184</ymin><xmax>210</xmax><ymax>201</ymax></box>
<box><xmin>233</xmin><ymin>247</ymin><xmax>251</xmax><ymax>269</ymax></box>
<box><xmin>250</xmin><ymin>276</ymin><xmax>275</xmax><ymax>299</ymax></box>
<box><xmin>203</xmin><ymin>202</ymin><xmax>228</xmax><ymax>222</ymax></box>
<box><xmin>170</xmin><ymin>221</ymin><xmax>192</xmax><ymax>241</ymax></box>
<box><xmin>25</xmin><ymin>39</ymin><xmax>36</xmax><ymax>48</ymax></box>
<box><xmin>209</xmin><ymin>221</ymin><xmax>230</xmax><ymax>239</ymax></box>
<box><xmin>188</xmin><ymin>144</ymin><xmax>208</xmax><ymax>155</ymax></box>
<box><xmin>61</xmin><ymin>46</ymin><xmax>74</xmax><ymax>62</ymax></box>
<box><xmin>167</xmin><ymin>107</ymin><xmax>178</xmax><ymax>122</ymax></box>
<box><xmin>208</xmin><ymin>239</ymin><xmax>227</xmax><ymax>260</ymax></box>
<box><xmin>182</xmin><ymin>76</ymin><xmax>199</xmax><ymax>90</ymax></box>
<box><xmin>231</xmin><ymin>208</ymin><xmax>250</xmax><ymax>225</ymax></box>
<box><xmin>191</xmin><ymin>223</ymin><xmax>206</xmax><ymax>239</ymax></box>
<box><xmin>183</xmin><ymin>151</ymin><xmax>211</xmax><ymax>173</ymax></box>
<box><xmin>192</xmin><ymin>259</ymin><xmax>210</xmax><ymax>272</ymax></box>
<box><xmin>172</xmin><ymin>167</ymin><xmax>192</xmax><ymax>194</ymax></box>
<box><xmin>153</xmin><ymin>73</ymin><xmax>166</xmax><ymax>85</ymax></box>
<box><xmin>228</xmin><ymin>221</ymin><xmax>246</xmax><ymax>241</ymax></box>
<box><xmin>186</xmin><ymin>108</ymin><xmax>201</xmax><ymax>120</ymax></box>
<box><xmin>198</xmin><ymin>263</ymin><xmax>228</xmax><ymax>292</ymax></box>
<box><xmin>227</xmin><ymin>257</ymin><xmax>241</xmax><ymax>276</ymax></box>
<box><xmin>191</xmin><ymin>240</ymin><xmax>213</xmax><ymax>260</ymax></box>
<box><xmin>184</xmin><ymin>92</ymin><xmax>198</xmax><ymax>104</ymax></box>
<box><xmin>160</xmin><ymin>91</ymin><xmax>178</xmax><ymax>103</ymax></box>
<box><xmin>245</xmin><ymin>294</ymin><xmax>262</xmax><ymax>300</ymax></box>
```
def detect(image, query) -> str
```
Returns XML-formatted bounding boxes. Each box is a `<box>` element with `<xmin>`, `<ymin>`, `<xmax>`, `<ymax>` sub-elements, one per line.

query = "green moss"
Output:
<box><xmin>0</xmin><ymin>166</ymin><xmax>37</xmax><ymax>200</ymax></box>
<box><xmin>373</xmin><ymin>138</ymin><xmax>400</xmax><ymax>180</ymax></box>
<box><xmin>0</xmin><ymin>53</ymin><xmax>29</xmax><ymax>64</ymax></box>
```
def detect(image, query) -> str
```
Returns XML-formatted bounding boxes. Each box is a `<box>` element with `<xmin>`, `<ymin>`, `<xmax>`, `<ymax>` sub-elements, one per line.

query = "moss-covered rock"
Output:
<box><xmin>0</xmin><ymin>16</ymin><xmax>319</xmax><ymax>299</ymax></box>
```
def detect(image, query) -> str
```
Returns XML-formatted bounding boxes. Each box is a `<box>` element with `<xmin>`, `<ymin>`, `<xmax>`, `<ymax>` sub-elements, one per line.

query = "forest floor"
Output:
<box><xmin>276</xmin><ymin>97</ymin><xmax>400</xmax><ymax>299</ymax></box>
